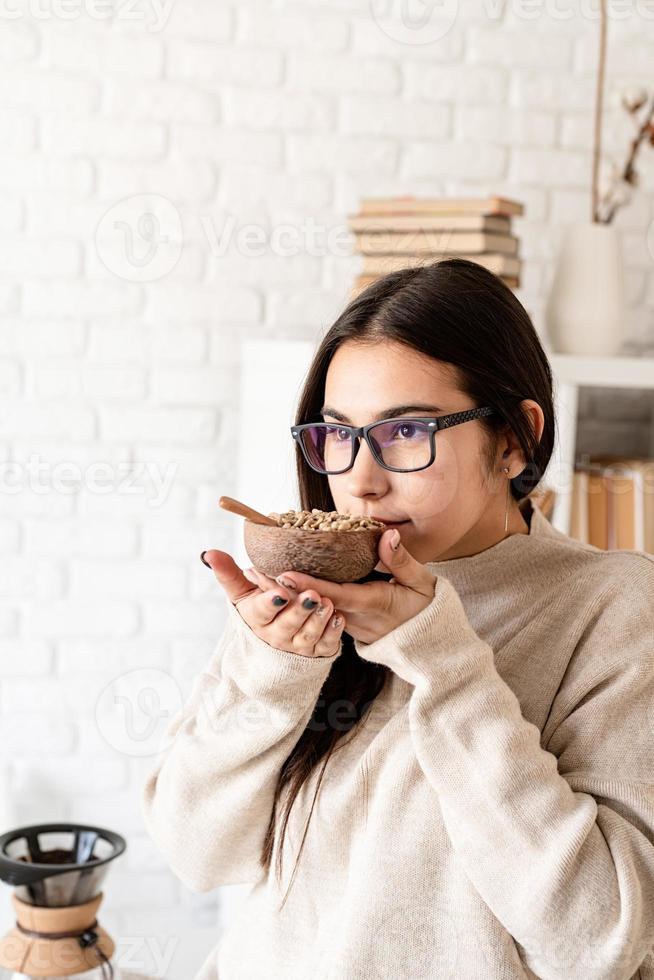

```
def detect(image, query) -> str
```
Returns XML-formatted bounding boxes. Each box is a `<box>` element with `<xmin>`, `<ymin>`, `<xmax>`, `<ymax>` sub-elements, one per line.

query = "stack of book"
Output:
<box><xmin>570</xmin><ymin>455</ymin><xmax>654</xmax><ymax>553</ymax></box>
<box><xmin>347</xmin><ymin>195</ymin><xmax>524</xmax><ymax>298</ymax></box>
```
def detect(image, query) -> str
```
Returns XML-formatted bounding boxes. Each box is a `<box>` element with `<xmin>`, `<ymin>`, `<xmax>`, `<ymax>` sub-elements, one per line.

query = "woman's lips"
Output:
<box><xmin>370</xmin><ymin>517</ymin><xmax>410</xmax><ymax>527</ymax></box>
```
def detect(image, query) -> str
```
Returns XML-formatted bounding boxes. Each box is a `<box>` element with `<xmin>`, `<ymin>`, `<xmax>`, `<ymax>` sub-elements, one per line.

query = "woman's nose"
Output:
<box><xmin>345</xmin><ymin>437</ymin><xmax>388</xmax><ymax>496</ymax></box>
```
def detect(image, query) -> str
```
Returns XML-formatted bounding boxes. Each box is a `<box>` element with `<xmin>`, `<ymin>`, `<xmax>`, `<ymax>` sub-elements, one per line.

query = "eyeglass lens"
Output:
<box><xmin>300</xmin><ymin>420</ymin><xmax>433</xmax><ymax>473</ymax></box>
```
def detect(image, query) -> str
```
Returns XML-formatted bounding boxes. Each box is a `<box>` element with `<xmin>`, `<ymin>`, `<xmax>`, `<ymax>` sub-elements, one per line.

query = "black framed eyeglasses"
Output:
<box><xmin>291</xmin><ymin>407</ymin><xmax>496</xmax><ymax>475</ymax></box>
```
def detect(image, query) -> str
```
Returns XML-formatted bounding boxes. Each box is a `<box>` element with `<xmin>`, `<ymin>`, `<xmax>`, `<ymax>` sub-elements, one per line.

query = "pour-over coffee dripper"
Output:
<box><xmin>0</xmin><ymin>823</ymin><xmax>126</xmax><ymax>979</ymax></box>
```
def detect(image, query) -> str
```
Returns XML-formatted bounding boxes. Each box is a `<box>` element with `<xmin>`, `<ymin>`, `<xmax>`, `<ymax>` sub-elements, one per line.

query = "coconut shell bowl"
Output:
<box><xmin>219</xmin><ymin>496</ymin><xmax>387</xmax><ymax>584</ymax></box>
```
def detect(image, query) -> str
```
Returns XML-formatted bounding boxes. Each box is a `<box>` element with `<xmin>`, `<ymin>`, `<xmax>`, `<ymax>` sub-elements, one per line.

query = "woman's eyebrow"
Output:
<box><xmin>320</xmin><ymin>403</ymin><xmax>444</xmax><ymax>422</ymax></box>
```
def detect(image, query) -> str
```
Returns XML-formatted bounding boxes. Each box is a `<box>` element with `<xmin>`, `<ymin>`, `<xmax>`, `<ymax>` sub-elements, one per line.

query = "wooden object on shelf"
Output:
<box><xmin>347</xmin><ymin>195</ymin><xmax>524</xmax><ymax>295</ymax></box>
<box><xmin>353</xmin><ymin>231</ymin><xmax>519</xmax><ymax>256</ymax></box>
<box><xmin>574</xmin><ymin>455</ymin><xmax>653</xmax><ymax>552</ymax></box>
<box><xmin>587</xmin><ymin>469</ymin><xmax>610</xmax><ymax>550</ymax></box>
<box><xmin>356</xmin><ymin>195</ymin><xmax>524</xmax><ymax>217</ymax></box>
<box><xmin>349</xmin><ymin>213</ymin><xmax>513</xmax><ymax>233</ymax></box>
<box><xmin>609</xmin><ymin>470</ymin><xmax>638</xmax><ymax>550</ymax></box>
<box><xmin>569</xmin><ymin>470</ymin><xmax>590</xmax><ymax>543</ymax></box>
<box><xmin>358</xmin><ymin>251</ymin><xmax>521</xmax><ymax>278</ymax></box>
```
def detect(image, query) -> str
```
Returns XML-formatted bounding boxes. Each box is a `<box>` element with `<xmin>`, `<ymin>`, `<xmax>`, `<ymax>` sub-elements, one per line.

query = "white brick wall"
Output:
<box><xmin>1</xmin><ymin>2</ymin><xmax>653</xmax><ymax>977</ymax></box>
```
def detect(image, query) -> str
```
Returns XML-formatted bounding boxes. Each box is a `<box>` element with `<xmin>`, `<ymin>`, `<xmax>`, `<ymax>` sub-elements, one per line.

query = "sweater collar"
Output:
<box><xmin>423</xmin><ymin>497</ymin><xmax>557</xmax><ymax>594</ymax></box>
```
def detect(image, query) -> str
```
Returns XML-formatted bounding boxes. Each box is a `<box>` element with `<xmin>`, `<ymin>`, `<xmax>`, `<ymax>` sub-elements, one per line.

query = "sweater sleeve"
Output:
<box><xmin>141</xmin><ymin>599</ymin><xmax>342</xmax><ymax>891</ymax></box>
<box><xmin>354</xmin><ymin>562</ymin><xmax>654</xmax><ymax>980</ymax></box>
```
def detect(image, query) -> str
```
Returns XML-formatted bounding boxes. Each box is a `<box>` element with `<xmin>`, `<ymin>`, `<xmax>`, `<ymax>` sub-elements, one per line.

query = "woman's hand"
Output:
<box><xmin>242</xmin><ymin>529</ymin><xmax>437</xmax><ymax>645</ymax></box>
<box><xmin>201</xmin><ymin>550</ymin><xmax>346</xmax><ymax>658</ymax></box>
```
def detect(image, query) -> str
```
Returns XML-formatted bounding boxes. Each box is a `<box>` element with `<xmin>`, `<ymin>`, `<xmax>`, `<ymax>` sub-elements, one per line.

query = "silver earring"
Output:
<box><xmin>502</xmin><ymin>466</ymin><xmax>511</xmax><ymax>534</ymax></box>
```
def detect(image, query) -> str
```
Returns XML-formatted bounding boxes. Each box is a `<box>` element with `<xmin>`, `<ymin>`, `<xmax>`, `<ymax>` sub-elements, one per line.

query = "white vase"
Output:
<box><xmin>545</xmin><ymin>221</ymin><xmax>624</xmax><ymax>356</ymax></box>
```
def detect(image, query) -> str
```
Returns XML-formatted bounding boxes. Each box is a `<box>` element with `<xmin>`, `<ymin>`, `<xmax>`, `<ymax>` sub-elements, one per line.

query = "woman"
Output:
<box><xmin>142</xmin><ymin>259</ymin><xmax>654</xmax><ymax>980</ymax></box>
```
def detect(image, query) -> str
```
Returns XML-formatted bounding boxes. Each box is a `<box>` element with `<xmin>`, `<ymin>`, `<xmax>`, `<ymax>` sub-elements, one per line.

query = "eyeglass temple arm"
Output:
<box><xmin>291</xmin><ymin>407</ymin><xmax>495</xmax><ymax>436</ymax></box>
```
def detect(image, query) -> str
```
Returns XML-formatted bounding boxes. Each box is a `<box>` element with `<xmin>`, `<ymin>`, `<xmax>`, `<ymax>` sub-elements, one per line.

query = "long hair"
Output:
<box><xmin>260</xmin><ymin>258</ymin><xmax>555</xmax><ymax>903</ymax></box>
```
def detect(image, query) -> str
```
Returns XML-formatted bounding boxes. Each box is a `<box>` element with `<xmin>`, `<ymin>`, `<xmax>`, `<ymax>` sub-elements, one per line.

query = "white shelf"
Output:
<box><xmin>549</xmin><ymin>354</ymin><xmax>654</xmax><ymax>390</ymax></box>
<box><xmin>544</xmin><ymin>354</ymin><xmax>654</xmax><ymax>536</ymax></box>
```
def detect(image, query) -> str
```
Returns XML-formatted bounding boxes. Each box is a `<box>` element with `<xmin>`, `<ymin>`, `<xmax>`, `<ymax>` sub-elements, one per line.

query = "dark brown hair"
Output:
<box><xmin>260</xmin><ymin>258</ymin><xmax>555</xmax><ymax>903</ymax></box>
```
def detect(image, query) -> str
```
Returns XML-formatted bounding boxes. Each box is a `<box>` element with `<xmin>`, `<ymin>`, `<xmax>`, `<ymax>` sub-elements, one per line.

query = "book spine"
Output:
<box><xmin>607</xmin><ymin>471</ymin><xmax>617</xmax><ymax>550</ymax></box>
<box><xmin>633</xmin><ymin>470</ymin><xmax>645</xmax><ymax>551</ymax></box>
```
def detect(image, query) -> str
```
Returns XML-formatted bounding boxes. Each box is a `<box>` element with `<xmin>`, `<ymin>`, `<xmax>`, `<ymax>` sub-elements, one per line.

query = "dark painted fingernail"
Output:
<box><xmin>302</xmin><ymin>598</ymin><xmax>318</xmax><ymax>609</ymax></box>
<box><xmin>200</xmin><ymin>551</ymin><xmax>211</xmax><ymax>568</ymax></box>
<box><xmin>272</xmin><ymin>595</ymin><xmax>288</xmax><ymax>606</ymax></box>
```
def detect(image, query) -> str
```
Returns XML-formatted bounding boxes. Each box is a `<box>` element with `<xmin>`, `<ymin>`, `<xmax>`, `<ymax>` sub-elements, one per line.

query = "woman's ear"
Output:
<box><xmin>499</xmin><ymin>400</ymin><xmax>545</xmax><ymax>475</ymax></box>
<box><xmin>499</xmin><ymin>430</ymin><xmax>524</xmax><ymax>474</ymax></box>
<box><xmin>521</xmin><ymin>399</ymin><xmax>545</xmax><ymax>445</ymax></box>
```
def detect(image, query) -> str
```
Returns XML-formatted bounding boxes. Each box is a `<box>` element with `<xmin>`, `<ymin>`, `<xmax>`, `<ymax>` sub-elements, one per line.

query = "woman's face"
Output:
<box><xmin>323</xmin><ymin>340</ymin><xmax>538</xmax><ymax>564</ymax></box>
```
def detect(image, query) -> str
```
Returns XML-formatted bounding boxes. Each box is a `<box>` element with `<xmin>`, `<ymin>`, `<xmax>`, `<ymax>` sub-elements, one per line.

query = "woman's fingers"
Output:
<box><xmin>288</xmin><ymin>595</ymin><xmax>334</xmax><ymax>652</ymax></box>
<box><xmin>269</xmin><ymin>593</ymin><xmax>343</xmax><ymax>658</ymax></box>
<box><xmin>245</xmin><ymin>565</ymin><xmax>298</xmax><ymax>597</ymax></box>
<box><xmin>201</xmin><ymin>550</ymin><xmax>257</xmax><ymax>603</ymax></box>
<box><xmin>249</xmin><ymin>588</ymin><xmax>324</xmax><ymax>632</ymax></box>
<box><xmin>201</xmin><ymin>552</ymin><xmax>345</xmax><ymax>657</ymax></box>
<box><xmin>202</xmin><ymin>550</ymin><xmax>293</xmax><ymax>607</ymax></box>
<box><xmin>250</xmin><ymin>588</ymin><xmax>344</xmax><ymax>656</ymax></box>
<box><xmin>312</xmin><ymin>610</ymin><xmax>346</xmax><ymax>658</ymax></box>
<box><xmin>241</xmin><ymin>588</ymin><xmax>291</xmax><ymax>627</ymax></box>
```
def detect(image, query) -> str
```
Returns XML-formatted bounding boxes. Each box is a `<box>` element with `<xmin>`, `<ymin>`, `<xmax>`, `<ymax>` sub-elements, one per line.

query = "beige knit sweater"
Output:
<box><xmin>141</xmin><ymin>499</ymin><xmax>654</xmax><ymax>980</ymax></box>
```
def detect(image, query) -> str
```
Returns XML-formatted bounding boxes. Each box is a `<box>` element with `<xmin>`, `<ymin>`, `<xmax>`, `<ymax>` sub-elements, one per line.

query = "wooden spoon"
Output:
<box><xmin>219</xmin><ymin>495</ymin><xmax>278</xmax><ymax>527</ymax></box>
